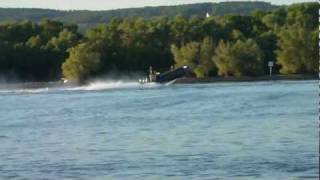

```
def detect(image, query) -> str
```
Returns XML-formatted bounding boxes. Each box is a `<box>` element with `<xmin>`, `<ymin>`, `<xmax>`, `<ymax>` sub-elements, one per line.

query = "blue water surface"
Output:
<box><xmin>0</xmin><ymin>80</ymin><xmax>318</xmax><ymax>180</ymax></box>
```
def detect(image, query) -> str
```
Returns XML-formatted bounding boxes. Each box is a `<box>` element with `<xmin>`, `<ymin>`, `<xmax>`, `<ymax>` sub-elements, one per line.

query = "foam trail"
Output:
<box><xmin>0</xmin><ymin>87</ymin><xmax>49</xmax><ymax>94</ymax></box>
<box><xmin>67</xmin><ymin>81</ymin><xmax>159</xmax><ymax>91</ymax></box>
<box><xmin>0</xmin><ymin>80</ymin><xmax>161</xmax><ymax>94</ymax></box>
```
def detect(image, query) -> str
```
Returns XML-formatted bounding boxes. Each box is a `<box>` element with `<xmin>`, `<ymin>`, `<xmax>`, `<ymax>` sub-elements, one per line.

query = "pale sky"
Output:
<box><xmin>0</xmin><ymin>0</ymin><xmax>315</xmax><ymax>10</ymax></box>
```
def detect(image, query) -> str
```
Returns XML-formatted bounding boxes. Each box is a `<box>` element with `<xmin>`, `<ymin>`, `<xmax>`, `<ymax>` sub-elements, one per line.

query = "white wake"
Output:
<box><xmin>0</xmin><ymin>80</ymin><xmax>161</xmax><ymax>94</ymax></box>
<box><xmin>0</xmin><ymin>87</ymin><xmax>50</xmax><ymax>94</ymax></box>
<box><xmin>67</xmin><ymin>81</ymin><xmax>143</xmax><ymax>91</ymax></box>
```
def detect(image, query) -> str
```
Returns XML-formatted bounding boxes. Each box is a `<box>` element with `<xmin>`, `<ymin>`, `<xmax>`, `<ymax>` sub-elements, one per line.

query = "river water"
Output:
<box><xmin>0</xmin><ymin>80</ymin><xmax>318</xmax><ymax>179</ymax></box>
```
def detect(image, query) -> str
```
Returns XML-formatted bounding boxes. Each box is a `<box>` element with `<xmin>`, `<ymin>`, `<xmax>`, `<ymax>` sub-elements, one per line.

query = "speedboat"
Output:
<box><xmin>139</xmin><ymin>66</ymin><xmax>192</xmax><ymax>85</ymax></box>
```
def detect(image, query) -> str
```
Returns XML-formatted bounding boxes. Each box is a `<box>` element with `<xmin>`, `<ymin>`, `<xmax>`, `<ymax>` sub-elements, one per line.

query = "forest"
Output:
<box><xmin>0</xmin><ymin>2</ymin><xmax>277</xmax><ymax>24</ymax></box>
<box><xmin>0</xmin><ymin>2</ymin><xmax>318</xmax><ymax>82</ymax></box>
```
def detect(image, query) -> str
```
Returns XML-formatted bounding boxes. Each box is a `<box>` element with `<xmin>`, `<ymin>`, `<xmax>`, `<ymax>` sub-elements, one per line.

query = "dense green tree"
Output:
<box><xmin>171</xmin><ymin>37</ymin><xmax>216</xmax><ymax>77</ymax></box>
<box><xmin>25</xmin><ymin>35</ymin><xmax>43</xmax><ymax>48</ymax></box>
<box><xmin>262</xmin><ymin>8</ymin><xmax>287</xmax><ymax>29</ymax></box>
<box><xmin>276</xmin><ymin>25</ymin><xmax>318</xmax><ymax>74</ymax></box>
<box><xmin>211</xmin><ymin>41</ymin><xmax>232</xmax><ymax>76</ymax></box>
<box><xmin>201</xmin><ymin>17</ymin><xmax>225</xmax><ymax>43</ymax></box>
<box><xmin>0</xmin><ymin>20</ymin><xmax>81</xmax><ymax>81</ymax></box>
<box><xmin>256</xmin><ymin>31</ymin><xmax>279</xmax><ymax>73</ymax></box>
<box><xmin>197</xmin><ymin>37</ymin><xmax>217</xmax><ymax>77</ymax></box>
<box><xmin>224</xmin><ymin>15</ymin><xmax>256</xmax><ymax>38</ymax></box>
<box><xmin>286</xmin><ymin>3</ymin><xmax>318</xmax><ymax>29</ymax></box>
<box><xmin>213</xmin><ymin>39</ymin><xmax>264</xmax><ymax>77</ymax></box>
<box><xmin>46</xmin><ymin>28</ymin><xmax>79</xmax><ymax>51</ymax></box>
<box><xmin>171</xmin><ymin>42</ymin><xmax>200</xmax><ymax>70</ymax></box>
<box><xmin>169</xmin><ymin>15</ymin><xmax>185</xmax><ymax>46</ymax></box>
<box><xmin>62</xmin><ymin>43</ymin><xmax>101</xmax><ymax>81</ymax></box>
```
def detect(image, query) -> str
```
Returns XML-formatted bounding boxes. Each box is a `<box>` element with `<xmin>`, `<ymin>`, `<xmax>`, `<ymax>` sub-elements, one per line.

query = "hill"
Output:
<box><xmin>0</xmin><ymin>1</ymin><xmax>279</xmax><ymax>30</ymax></box>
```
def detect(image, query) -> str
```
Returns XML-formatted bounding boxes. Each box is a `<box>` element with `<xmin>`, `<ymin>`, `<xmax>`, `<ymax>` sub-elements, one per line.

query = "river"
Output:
<box><xmin>0</xmin><ymin>80</ymin><xmax>318</xmax><ymax>179</ymax></box>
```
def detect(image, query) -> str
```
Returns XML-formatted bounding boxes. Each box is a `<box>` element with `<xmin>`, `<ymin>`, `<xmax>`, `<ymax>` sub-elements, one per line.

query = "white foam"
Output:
<box><xmin>68</xmin><ymin>81</ymin><xmax>138</xmax><ymax>91</ymax></box>
<box><xmin>0</xmin><ymin>87</ymin><xmax>49</xmax><ymax>94</ymax></box>
<box><xmin>66</xmin><ymin>81</ymin><xmax>160</xmax><ymax>91</ymax></box>
<box><xmin>0</xmin><ymin>80</ymin><xmax>161</xmax><ymax>94</ymax></box>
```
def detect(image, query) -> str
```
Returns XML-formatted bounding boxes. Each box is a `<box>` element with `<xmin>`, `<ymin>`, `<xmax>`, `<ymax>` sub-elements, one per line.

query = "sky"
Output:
<box><xmin>0</xmin><ymin>0</ymin><xmax>315</xmax><ymax>10</ymax></box>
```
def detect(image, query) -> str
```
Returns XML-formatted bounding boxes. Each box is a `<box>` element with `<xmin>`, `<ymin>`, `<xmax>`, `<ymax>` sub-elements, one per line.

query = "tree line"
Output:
<box><xmin>0</xmin><ymin>2</ymin><xmax>277</xmax><ymax>26</ymax></box>
<box><xmin>0</xmin><ymin>2</ymin><xmax>318</xmax><ymax>82</ymax></box>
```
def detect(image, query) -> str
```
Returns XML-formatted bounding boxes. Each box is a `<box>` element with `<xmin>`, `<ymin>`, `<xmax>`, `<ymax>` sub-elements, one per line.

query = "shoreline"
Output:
<box><xmin>175</xmin><ymin>75</ymin><xmax>318</xmax><ymax>84</ymax></box>
<box><xmin>0</xmin><ymin>75</ymin><xmax>317</xmax><ymax>89</ymax></box>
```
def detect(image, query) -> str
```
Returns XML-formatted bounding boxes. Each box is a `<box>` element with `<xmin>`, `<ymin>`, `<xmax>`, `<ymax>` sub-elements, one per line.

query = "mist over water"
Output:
<box><xmin>0</xmin><ymin>80</ymin><xmax>318</xmax><ymax>180</ymax></box>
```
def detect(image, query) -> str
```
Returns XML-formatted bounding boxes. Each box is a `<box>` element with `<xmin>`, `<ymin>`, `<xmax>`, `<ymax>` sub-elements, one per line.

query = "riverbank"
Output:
<box><xmin>175</xmin><ymin>75</ymin><xmax>318</xmax><ymax>84</ymax></box>
<box><xmin>0</xmin><ymin>75</ymin><xmax>317</xmax><ymax>90</ymax></box>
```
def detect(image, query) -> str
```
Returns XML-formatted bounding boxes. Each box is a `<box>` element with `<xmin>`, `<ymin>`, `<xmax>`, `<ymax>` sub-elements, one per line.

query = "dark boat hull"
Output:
<box><xmin>155</xmin><ymin>66</ymin><xmax>191</xmax><ymax>84</ymax></box>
